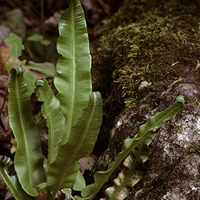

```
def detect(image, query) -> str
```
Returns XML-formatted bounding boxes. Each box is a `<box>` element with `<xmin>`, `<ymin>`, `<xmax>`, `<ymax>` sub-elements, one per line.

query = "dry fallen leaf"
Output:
<box><xmin>0</xmin><ymin>75</ymin><xmax>8</xmax><ymax>89</ymax></box>
<box><xmin>45</xmin><ymin>11</ymin><xmax>61</xmax><ymax>27</ymax></box>
<box><xmin>0</xmin><ymin>44</ymin><xmax>50</xmax><ymax>79</ymax></box>
<box><xmin>1</xmin><ymin>116</ymin><xmax>9</xmax><ymax>131</ymax></box>
<box><xmin>78</xmin><ymin>154</ymin><xmax>98</xmax><ymax>174</ymax></box>
<box><xmin>34</xmin><ymin>193</ymin><xmax>48</xmax><ymax>200</ymax></box>
<box><xmin>0</xmin><ymin>27</ymin><xmax>10</xmax><ymax>46</ymax></box>
<box><xmin>0</xmin><ymin>45</ymin><xmax>21</xmax><ymax>74</ymax></box>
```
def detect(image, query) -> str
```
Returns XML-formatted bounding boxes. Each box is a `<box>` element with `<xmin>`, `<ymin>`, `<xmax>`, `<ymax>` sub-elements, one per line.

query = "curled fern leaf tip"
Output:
<box><xmin>36</xmin><ymin>80</ymin><xmax>45</xmax><ymax>87</ymax></box>
<box><xmin>176</xmin><ymin>95</ymin><xmax>185</xmax><ymax>104</ymax></box>
<box><xmin>1</xmin><ymin>156</ymin><xmax>13</xmax><ymax>167</ymax></box>
<box><xmin>15</xmin><ymin>66</ymin><xmax>25</xmax><ymax>75</ymax></box>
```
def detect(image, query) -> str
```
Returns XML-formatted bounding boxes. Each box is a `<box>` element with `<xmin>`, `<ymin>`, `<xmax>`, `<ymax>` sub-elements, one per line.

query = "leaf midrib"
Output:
<box><xmin>15</xmin><ymin>75</ymin><xmax>33</xmax><ymax>190</ymax></box>
<box><xmin>87</xmin><ymin>103</ymin><xmax>183</xmax><ymax>199</ymax></box>
<box><xmin>51</xmin><ymin>3</ymin><xmax>78</xmax><ymax>195</ymax></box>
<box><xmin>108</xmin><ymin>139</ymin><xmax>146</xmax><ymax>200</ymax></box>
<box><xmin>66</xmin><ymin>1</ymin><xmax>76</xmax><ymax>143</ymax></box>
<box><xmin>52</xmin><ymin>93</ymin><xmax>97</xmax><ymax>198</ymax></box>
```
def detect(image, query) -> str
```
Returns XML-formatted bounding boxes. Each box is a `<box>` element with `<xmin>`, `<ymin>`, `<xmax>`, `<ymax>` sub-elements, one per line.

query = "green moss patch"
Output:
<box><xmin>93</xmin><ymin>0</ymin><xmax>200</xmax><ymax>109</ymax></box>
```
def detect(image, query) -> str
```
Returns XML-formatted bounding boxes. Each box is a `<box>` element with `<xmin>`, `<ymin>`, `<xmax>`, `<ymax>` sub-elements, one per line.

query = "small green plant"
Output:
<box><xmin>0</xmin><ymin>0</ymin><xmax>185</xmax><ymax>199</ymax></box>
<box><xmin>5</xmin><ymin>33</ymin><xmax>55</xmax><ymax>96</ymax></box>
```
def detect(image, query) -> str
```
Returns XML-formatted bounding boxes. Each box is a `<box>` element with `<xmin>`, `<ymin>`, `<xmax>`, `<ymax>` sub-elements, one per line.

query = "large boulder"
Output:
<box><xmin>91</xmin><ymin>0</ymin><xmax>200</xmax><ymax>199</ymax></box>
<box><xmin>94</xmin><ymin>83</ymin><xmax>200</xmax><ymax>199</ymax></box>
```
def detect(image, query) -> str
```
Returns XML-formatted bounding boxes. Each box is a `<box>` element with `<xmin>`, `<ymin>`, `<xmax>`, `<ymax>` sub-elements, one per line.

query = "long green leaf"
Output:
<box><xmin>0</xmin><ymin>163</ymin><xmax>33</xmax><ymax>200</ymax></box>
<box><xmin>78</xmin><ymin>96</ymin><xmax>184</xmax><ymax>200</ymax></box>
<box><xmin>8</xmin><ymin>67</ymin><xmax>46</xmax><ymax>196</ymax></box>
<box><xmin>36</xmin><ymin>79</ymin><xmax>65</xmax><ymax>165</ymax></box>
<box><xmin>46</xmin><ymin>92</ymin><xmax>103</xmax><ymax>199</ymax></box>
<box><xmin>101</xmin><ymin>131</ymin><xmax>155</xmax><ymax>200</ymax></box>
<box><xmin>54</xmin><ymin>0</ymin><xmax>92</xmax><ymax>144</ymax></box>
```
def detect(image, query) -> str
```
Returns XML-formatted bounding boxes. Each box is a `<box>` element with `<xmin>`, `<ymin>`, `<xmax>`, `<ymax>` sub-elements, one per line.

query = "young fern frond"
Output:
<box><xmin>54</xmin><ymin>0</ymin><xmax>92</xmax><ymax>144</ymax></box>
<box><xmin>101</xmin><ymin>132</ymin><xmax>155</xmax><ymax>200</ymax></box>
<box><xmin>0</xmin><ymin>164</ymin><xmax>33</xmax><ymax>200</ymax></box>
<box><xmin>78</xmin><ymin>96</ymin><xmax>184</xmax><ymax>200</ymax></box>
<box><xmin>8</xmin><ymin>67</ymin><xmax>46</xmax><ymax>196</ymax></box>
<box><xmin>46</xmin><ymin>92</ymin><xmax>103</xmax><ymax>199</ymax></box>
<box><xmin>36</xmin><ymin>79</ymin><xmax>65</xmax><ymax>165</ymax></box>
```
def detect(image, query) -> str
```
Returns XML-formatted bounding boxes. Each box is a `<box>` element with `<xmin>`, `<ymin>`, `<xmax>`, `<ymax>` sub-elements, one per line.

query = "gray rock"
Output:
<box><xmin>94</xmin><ymin>84</ymin><xmax>200</xmax><ymax>200</ymax></box>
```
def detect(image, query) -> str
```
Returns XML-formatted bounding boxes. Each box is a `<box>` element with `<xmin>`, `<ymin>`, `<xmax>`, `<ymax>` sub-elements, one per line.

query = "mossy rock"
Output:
<box><xmin>94</xmin><ymin>84</ymin><xmax>200</xmax><ymax>200</ymax></box>
<box><xmin>91</xmin><ymin>0</ymin><xmax>200</xmax><ymax>199</ymax></box>
<box><xmin>92</xmin><ymin>0</ymin><xmax>200</xmax><ymax>111</ymax></box>
<box><xmin>92</xmin><ymin>0</ymin><xmax>200</xmax><ymax>154</ymax></box>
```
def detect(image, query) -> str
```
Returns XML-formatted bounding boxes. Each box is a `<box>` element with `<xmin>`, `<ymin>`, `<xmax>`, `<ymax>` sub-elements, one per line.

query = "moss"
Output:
<box><xmin>93</xmin><ymin>0</ymin><xmax>200</xmax><ymax>111</ymax></box>
<box><xmin>91</xmin><ymin>0</ymin><xmax>200</xmax><ymax>156</ymax></box>
<box><xmin>108</xmin><ymin>0</ymin><xmax>200</xmax><ymax>29</ymax></box>
<box><xmin>91</xmin><ymin>1</ymin><xmax>200</xmax><ymax>196</ymax></box>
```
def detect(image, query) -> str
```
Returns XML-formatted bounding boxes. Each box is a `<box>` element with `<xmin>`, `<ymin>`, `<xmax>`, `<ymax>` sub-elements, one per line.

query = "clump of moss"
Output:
<box><xmin>108</xmin><ymin>0</ymin><xmax>200</xmax><ymax>29</ymax></box>
<box><xmin>91</xmin><ymin>0</ymin><xmax>200</xmax><ymax>155</ymax></box>
<box><xmin>92</xmin><ymin>0</ymin><xmax>200</xmax><ymax>111</ymax></box>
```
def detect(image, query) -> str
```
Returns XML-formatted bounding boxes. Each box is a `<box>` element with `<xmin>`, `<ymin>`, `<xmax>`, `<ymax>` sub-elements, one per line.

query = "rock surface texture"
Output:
<box><xmin>91</xmin><ymin>0</ymin><xmax>200</xmax><ymax>199</ymax></box>
<box><xmin>127</xmin><ymin>84</ymin><xmax>200</xmax><ymax>200</ymax></box>
<box><xmin>94</xmin><ymin>84</ymin><xmax>200</xmax><ymax>199</ymax></box>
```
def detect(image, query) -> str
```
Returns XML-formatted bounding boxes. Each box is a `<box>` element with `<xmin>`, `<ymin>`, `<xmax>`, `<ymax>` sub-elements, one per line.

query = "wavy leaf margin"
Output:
<box><xmin>54</xmin><ymin>0</ymin><xmax>92</xmax><ymax>144</ymax></box>
<box><xmin>77</xmin><ymin>96</ymin><xmax>184</xmax><ymax>200</ymax></box>
<box><xmin>46</xmin><ymin>92</ymin><xmax>103</xmax><ymax>199</ymax></box>
<box><xmin>8</xmin><ymin>67</ymin><xmax>46</xmax><ymax>196</ymax></box>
